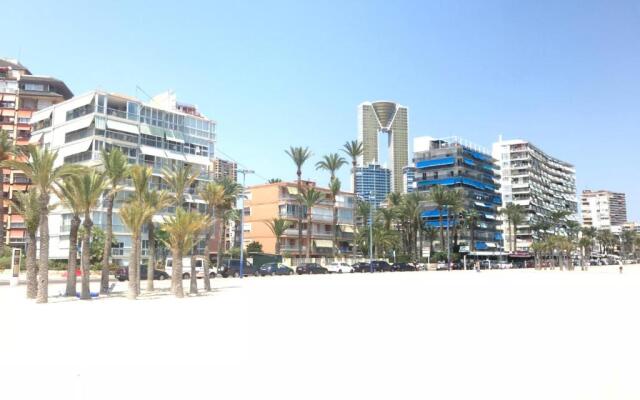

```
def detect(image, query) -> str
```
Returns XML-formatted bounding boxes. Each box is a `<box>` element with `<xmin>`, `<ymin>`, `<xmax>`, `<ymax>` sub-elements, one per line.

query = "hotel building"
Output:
<box><xmin>581</xmin><ymin>190</ymin><xmax>627</xmax><ymax>230</ymax></box>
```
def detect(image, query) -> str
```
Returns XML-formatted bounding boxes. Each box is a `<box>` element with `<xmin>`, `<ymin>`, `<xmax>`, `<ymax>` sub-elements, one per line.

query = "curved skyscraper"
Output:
<box><xmin>358</xmin><ymin>101</ymin><xmax>408</xmax><ymax>193</ymax></box>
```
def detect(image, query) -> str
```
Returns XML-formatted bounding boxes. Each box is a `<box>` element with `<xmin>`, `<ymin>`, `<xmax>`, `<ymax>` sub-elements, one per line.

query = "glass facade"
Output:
<box><xmin>354</xmin><ymin>164</ymin><xmax>391</xmax><ymax>208</ymax></box>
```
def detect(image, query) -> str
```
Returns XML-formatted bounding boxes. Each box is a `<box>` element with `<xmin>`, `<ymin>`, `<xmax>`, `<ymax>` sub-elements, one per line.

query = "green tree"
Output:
<box><xmin>296</xmin><ymin>187</ymin><xmax>323</xmax><ymax>260</ymax></box>
<box><xmin>100</xmin><ymin>148</ymin><xmax>130</xmax><ymax>295</ymax></box>
<box><xmin>119</xmin><ymin>199</ymin><xmax>154</xmax><ymax>300</ymax></box>
<box><xmin>285</xmin><ymin>146</ymin><xmax>312</xmax><ymax>260</ymax></box>
<box><xmin>5</xmin><ymin>146</ymin><xmax>83</xmax><ymax>303</ymax></box>
<box><xmin>315</xmin><ymin>153</ymin><xmax>347</xmax><ymax>180</ymax></box>
<box><xmin>246</xmin><ymin>241</ymin><xmax>263</xmax><ymax>253</ymax></box>
<box><xmin>198</xmin><ymin>181</ymin><xmax>226</xmax><ymax>291</ymax></box>
<box><xmin>56</xmin><ymin>177</ymin><xmax>83</xmax><ymax>297</ymax></box>
<box><xmin>500</xmin><ymin>203</ymin><xmax>526</xmax><ymax>253</ymax></box>
<box><xmin>341</xmin><ymin>140</ymin><xmax>363</xmax><ymax>257</ymax></box>
<box><xmin>142</xmin><ymin>190</ymin><xmax>172</xmax><ymax>292</ymax></box>
<box><xmin>214</xmin><ymin>178</ymin><xmax>242</xmax><ymax>271</ymax></box>
<box><xmin>162</xmin><ymin>164</ymin><xmax>197</xmax><ymax>210</ymax></box>
<box><xmin>265</xmin><ymin>218</ymin><xmax>291</xmax><ymax>255</ymax></box>
<box><xmin>267</xmin><ymin>178</ymin><xmax>282</xmax><ymax>183</ymax></box>
<box><xmin>0</xmin><ymin>130</ymin><xmax>16</xmax><ymax>254</ymax></box>
<box><xmin>10</xmin><ymin>189</ymin><xmax>40</xmax><ymax>299</ymax></box>
<box><xmin>427</xmin><ymin>185</ymin><xmax>449</xmax><ymax>252</ymax></box>
<box><xmin>328</xmin><ymin>178</ymin><xmax>342</xmax><ymax>257</ymax></box>
<box><xmin>463</xmin><ymin>209</ymin><xmax>481</xmax><ymax>253</ymax></box>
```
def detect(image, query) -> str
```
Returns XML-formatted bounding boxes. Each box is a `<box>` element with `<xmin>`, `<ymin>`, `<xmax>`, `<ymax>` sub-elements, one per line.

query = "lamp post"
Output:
<box><xmin>238</xmin><ymin>169</ymin><xmax>254</xmax><ymax>278</ymax></box>
<box><xmin>446</xmin><ymin>204</ymin><xmax>451</xmax><ymax>270</ymax></box>
<box><xmin>369</xmin><ymin>192</ymin><xmax>374</xmax><ymax>273</ymax></box>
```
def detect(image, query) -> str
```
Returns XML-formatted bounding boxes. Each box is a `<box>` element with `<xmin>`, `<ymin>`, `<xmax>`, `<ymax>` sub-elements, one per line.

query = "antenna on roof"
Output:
<box><xmin>135</xmin><ymin>85</ymin><xmax>153</xmax><ymax>101</ymax></box>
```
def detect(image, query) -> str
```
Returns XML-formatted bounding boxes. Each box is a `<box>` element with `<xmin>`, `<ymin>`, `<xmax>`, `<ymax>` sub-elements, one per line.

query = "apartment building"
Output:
<box><xmin>29</xmin><ymin>90</ymin><xmax>216</xmax><ymax>264</ymax></box>
<box><xmin>242</xmin><ymin>181</ymin><xmax>355</xmax><ymax>257</ymax></box>
<box><xmin>491</xmin><ymin>138</ymin><xmax>577</xmax><ymax>252</ymax></box>
<box><xmin>414</xmin><ymin>136</ymin><xmax>502</xmax><ymax>254</ymax></box>
<box><xmin>354</xmin><ymin>163</ymin><xmax>391</xmax><ymax>208</ymax></box>
<box><xmin>211</xmin><ymin>157</ymin><xmax>237</xmax><ymax>182</ymax></box>
<box><xmin>581</xmin><ymin>190</ymin><xmax>627</xmax><ymax>230</ymax></box>
<box><xmin>1</xmin><ymin>59</ymin><xmax>72</xmax><ymax>249</ymax></box>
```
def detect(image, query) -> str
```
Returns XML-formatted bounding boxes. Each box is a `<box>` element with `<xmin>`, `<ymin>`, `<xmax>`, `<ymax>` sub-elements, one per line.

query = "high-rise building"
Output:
<box><xmin>414</xmin><ymin>136</ymin><xmax>502</xmax><ymax>254</ymax></box>
<box><xmin>581</xmin><ymin>190</ymin><xmax>627</xmax><ymax>230</ymax></box>
<box><xmin>354</xmin><ymin>163</ymin><xmax>391</xmax><ymax>208</ymax></box>
<box><xmin>1</xmin><ymin>59</ymin><xmax>72</xmax><ymax>250</ymax></box>
<box><xmin>211</xmin><ymin>157</ymin><xmax>237</xmax><ymax>182</ymax></box>
<box><xmin>358</xmin><ymin>101</ymin><xmax>408</xmax><ymax>193</ymax></box>
<box><xmin>242</xmin><ymin>181</ymin><xmax>355</xmax><ymax>257</ymax></box>
<box><xmin>402</xmin><ymin>166</ymin><xmax>416</xmax><ymax>194</ymax></box>
<box><xmin>491</xmin><ymin>138</ymin><xmax>577</xmax><ymax>252</ymax></box>
<box><xmin>29</xmin><ymin>90</ymin><xmax>216</xmax><ymax>264</ymax></box>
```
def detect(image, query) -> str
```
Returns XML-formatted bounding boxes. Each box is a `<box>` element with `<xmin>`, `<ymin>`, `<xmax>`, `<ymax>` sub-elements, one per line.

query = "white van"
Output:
<box><xmin>165</xmin><ymin>257</ymin><xmax>215</xmax><ymax>279</ymax></box>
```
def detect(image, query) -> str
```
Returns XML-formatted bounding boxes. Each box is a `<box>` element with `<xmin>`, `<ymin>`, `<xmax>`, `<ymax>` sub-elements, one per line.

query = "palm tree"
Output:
<box><xmin>422</xmin><ymin>225</ymin><xmax>438</xmax><ymax>259</ymax></box>
<box><xmin>119</xmin><ymin>199</ymin><xmax>154</xmax><ymax>300</ymax></box>
<box><xmin>215</xmin><ymin>178</ymin><xmax>243</xmax><ymax>272</ymax></box>
<box><xmin>463</xmin><ymin>209</ymin><xmax>481</xmax><ymax>253</ymax></box>
<box><xmin>162</xmin><ymin>164</ymin><xmax>197</xmax><ymax>210</ymax></box>
<box><xmin>549</xmin><ymin>209</ymin><xmax>571</xmax><ymax>235</ymax></box>
<box><xmin>5</xmin><ymin>146</ymin><xmax>83</xmax><ymax>303</ymax></box>
<box><xmin>267</xmin><ymin>178</ymin><xmax>282</xmax><ymax>183</ymax></box>
<box><xmin>341</xmin><ymin>140</ymin><xmax>363</xmax><ymax>258</ymax></box>
<box><xmin>597</xmin><ymin>229</ymin><xmax>615</xmax><ymax>255</ymax></box>
<box><xmin>356</xmin><ymin>200</ymin><xmax>371</xmax><ymax>227</ymax></box>
<box><xmin>427</xmin><ymin>185</ymin><xmax>449</xmax><ymax>252</ymax></box>
<box><xmin>142</xmin><ymin>190</ymin><xmax>172</xmax><ymax>292</ymax></box>
<box><xmin>161</xmin><ymin>209</ymin><xmax>209</xmax><ymax>298</ymax></box>
<box><xmin>578</xmin><ymin>236</ymin><xmax>592</xmax><ymax>269</ymax></box>
<box><xmin>73</xmin><ymin>171</ymin><xmax>108</xmax><ymax>300</ymax></box>
<box><xmin>265</xmin><ymin>218</ymin><xmax>291</xmax><ymax>255</ymax></box>
<box><xmin>316</xmin><ymin>153</ymin><xmax>347</xmax><ymax>180</ymax></box>
<box><xmin>446</xmin><ymin>189</ymin><xmax>465</xmax><ymax>251</ymax></box>
<box><xmin>328</xmin><ymin>178</ymin><xmax>342</xmax><ymax>257</ymax></box>
<box><xmin>285</xmin><ymin>146</ymin><xmax>311</xmax><ymax>260</ymax></box>
<box><xmin>128</xmin><ymin>165</ymin><xmax>153</xmax><ymax>294</ymax></box>
<box><xmin>500</xmin><ymin>203</ymin><xmax>526</xmax><ymax>253</ymax></box>
<box><xmin>56</xmin><ymin>177</ymin><xmax>83</xmax><ymax>297</ymax></box>
<box><xmin>100</xmin><ymin>148</ymin><xmax>129</xmax><ymax>295</ymax></box>
<box><xmin>296</xmin><ymin>187</ymin><xmax>323</xmax><ymax>260</ymax></box>
<box><xmin>377</xmin><ymin>207</ymin><xmax>395</xmax><ymax>231</ymax></box>
<box><xmin>0</xmin><ymin>130</ymin><xmax>16</xmax><ymax>254</ymax></box>
<box><xmin>198</xmin><ymin>181</ymin><xmax>226</xmax><ymax>291</ymax></box>
<box><xmin>10</xmin><ymin>189</ymin><xmax>40</xmax><ymax>299</ymax></box>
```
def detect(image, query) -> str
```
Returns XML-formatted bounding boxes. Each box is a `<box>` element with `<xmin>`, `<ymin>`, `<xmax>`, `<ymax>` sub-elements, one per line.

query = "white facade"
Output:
<box><xmin>491</xmin><ymin>138</ymin><xmax>577</xmax><ymax>252</ymax></box>
<box><xmin>30</xmin><ymin>90</ymin><xmax>217</xmax><ymax>264</ymax></box>
<box><xmin>581</xmin><ymin>190</ymin><xmax>627</xmax><ymax>230</ymax></box>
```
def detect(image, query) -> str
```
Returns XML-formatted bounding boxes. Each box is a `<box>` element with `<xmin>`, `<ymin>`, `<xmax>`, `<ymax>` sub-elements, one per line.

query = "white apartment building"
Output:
<box><xmin>581</xmin><ymin>190</ymin><xmax>627</xmax><ymax>230</ymax></box>
<box><xmin>492</xmin><ymin>138</ymin><xmax>577</xmax><ymax>252</ymax></box>
<box><xmin>29</xmin><ymin>90</ymin><xmax>216</xmax><ymax>264</ymax></box>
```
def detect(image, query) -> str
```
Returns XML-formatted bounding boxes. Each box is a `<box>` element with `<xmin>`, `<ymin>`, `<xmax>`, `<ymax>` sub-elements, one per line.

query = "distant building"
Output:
<box><xmin>1</xmin><ymin>59</ymin><xmax>72</xmax><ymax>250</ymax></box>
<box><xmin>414</xmin><ymin>136</ymin><xmax>502</xmax><ymax>254</ymax></box>
<box><xmin>211</xmin><ymin>158</ymin><xmax>237</xmax><ymax>182</ymax></box>
<box><xmin>491</xmin><ymin>138</ymin><xmax>577</xmax><ymax>252</ymax></box>
<box><xmin>242</xmin><ymin>181</ymin><xmax>355</xmax><ymax>257</ymax></box>
<box><xmin>354</xmin><ymin>163</ymin><xmax>391</xmax><ymax>208</ymax></box>
<box><xmin>402</xmin><ymin>166</ymin><xmax>416</xmax><ymax>193</ymax></box>
<box><xmin>358</xmin><ymin>101</ymin><xmax>408</xmax><ymax>192</ymax></box>
<box><xmin>581</xmin><ymin>190</ymin><xmax>627</xmax><ymax>230</ymax></box>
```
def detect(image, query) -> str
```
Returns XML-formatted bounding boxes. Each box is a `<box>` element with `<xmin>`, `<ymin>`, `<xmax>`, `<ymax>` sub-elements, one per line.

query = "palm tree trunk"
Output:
<box><xmin>306</xmin><ymin>215</ymin><xmax>312</xmax><ymax>260</ymax></box>
<box><xmin>127</xmin><ymin>233</ymin><xmax>139</xmax><ymax>300</ymax></box>
<box><xmin>438</xmin><ymin>207</ymin><xmax>445</xmax><ymax>253</ymax></box>
<box><xmin>216</xmin><ymin>214</ymin><xmax>225</xmax><ymax>271</ymax></box>
<box><xmin>202</xmin><ymin>212</ymin><xmax>213</xmax><ymax>291</ymax></box>
<box><xmin>419</xmin><ymin>227</ymin><xmax>423</xmax><ymax>262</ymax></box>
<box><xmin>297</xmin><ymin>171</ymin><xmax>303</xmax><ymax>262</ymax></box>
<box><xmin>25</xmin><ymin>232</ymin><xmax>37</xmax><ymax>299</ymax></box>
<box><xmin>332</xmin><ymin>198</ymin><xmax>337</xmax><ymax>258</ymax></box>
<box><xmin>172</xmin><ymin>248</ymin><xmax>184</xmax><ymax>298</ymax></box>
<box><xmin>80</xmin><ymin>217</ymin><xmax>93</xmax><ymax>300</ymax></box>
<box><xmin>275</xmin><ymin>236</ymin><xmax>281</xmax><ymax>256</ymax></box>
<box><xmin>100</xmin><ymin>193</ymin><xmax>114</xmax><ymax>295</ymax></box>
<box><xmin>146</xmin><ymin>221</ymin><xmax>155</xmax><ymax>291</ymax></box>
<box><xmin>65</xmin><ymin>215</ymin><xmax>80</xmax><ymax>296</ymax></box>
<box><xmin>36</xmin><ymin>193</ymin><xmax>50</xmax><ymax>304</ymax></box>
<box><xmin>352</xmin><ymin>161</ymin><xmax>358</xmax><ymax>259</ymax></box>
<box><xmin>189</xmin><ymin>253</ymin><xmax>197</xmax><ymax>295</ymax></box>
<box><xmin>0</xmin><ymin>174</ymin><xmax>4</xmax><ymax>255</ymax></box>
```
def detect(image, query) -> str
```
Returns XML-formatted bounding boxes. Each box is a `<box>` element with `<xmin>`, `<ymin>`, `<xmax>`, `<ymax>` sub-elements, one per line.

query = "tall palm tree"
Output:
<box><xmin>162</xmin><ymin>164</ymin><xmax>197</xmax><ymax>210</ymax></box>
<box><xmin>356</xmin><ymin>200</ymin><xmax>371</xmax><ymax>227</ymax></box>
<box><xmin>341</xmin><ymin>140</ymin><xmax>363</xmax><ymax>258</ymax></box>
<box><xmin>328</xmin><ymin>178</ymin><xmax>342</xmax><ymax>257</ymax></box>
<box><xmin>142</xmin><ymin>190</ymin><xmax>172</xmax><ymax>292</ymax></box>
<box><xmin>215</xmin><ymin>178</ymin><xmax>243</xmax><ymax>272</ymax></box>
<box><xmin>0</xmin><ymin>130</ymin><xmax>16</xmax><ymax>254</ymax></box>
<box><xmin>265</xmin><ymin>218</ymin><xmax>291</xmax><ymax>255</ymax></box>
<box><xmin>597</xmin><ymin>229</ymin><xmax>615</xmax><ymax>255</ymax></box>
<box><xmin>402</xmin><ymin>191</ymin><xmax>426</xmax><ymax>261</ymax></box>
<box><xmin>316</xmin><ymin>153</ymin><xmax>347</xmax><ymax>180</ymax></box>
<box><xmin>377</xmin><ymin>207</ymin><xmax>395</xmax><ymax>231</ymax></box>
<box><xmin>549</xmin><ymin>209</ymin><xmax>571</xmax><ymax>235</ymax></box>
<box><xmin>267</xmin><ymin>178</ymin><xmax>282</xmax><ymax>183</ymax></box>
<box><xmin>129</xmin><ymin>165</ymin><xmax>153</xmax><ymax>294</ymax></box>
<box><xmin>422</xmin><ymin>225</ymin><xmax>438</xmax><ymax>258</ymax></box>
<box><xmin>100</xmin><ymin>148</ymin><xmax>129</xmax><ymax>295</ymax></box>
<box><xmin>10</xmin><ymin>189</ymin><xmax>40</xmax><ymax>299</ymax></box>
<box><xmin>463</xmin><ymin>209</ymin><xmax>481</xmax><ymax>253</ymax></box>
<box><xmin>500</xmin><ymin>203</ymin><xmax>526</xmax><ymax>253</ymax></box>
<box><xmin>73</xmin><ymin>171</ymin><xmax>108</xmax><ymax>300</ymax></box>
<box><xmin>285</xmin><ymin>146</ymin><xmax>311</xmax><ymax>260</ymax></box>
<box><xmin>119</xmin><ymin>199</ymin><xmax>154</xmax><ymax>300</ymax></box>
<box><xmin>56</xmin><ymin>177</ymin><xmax>83</xmax><ymax>297</ymax></box>
<box><xmin>198</xmin><ymin>181</ymin><xmax>226</xmax><ymax>291</ymax></box>
<box><xmin>446</xmin><ymin>189</ymin><xmax>465</xmax><ymax>251</ymax></box>
<box><xmin>427</xmin><ymin>185</ymin><xmax>449</xmax><ymax>252</ymax></box>
<box><xmin>296</xmin><ymin>187</ymin><xmax>323</xmax><ymax>260</ymax></box>
<box><xmin>161</xmin><ymin>209</ymin><xmax>209</xmax><ymax>298</ymax></box>
<box><xmin>5</xmin><ymin>146</ymin><xmax>83</xmax><ymax>303</ymax></box>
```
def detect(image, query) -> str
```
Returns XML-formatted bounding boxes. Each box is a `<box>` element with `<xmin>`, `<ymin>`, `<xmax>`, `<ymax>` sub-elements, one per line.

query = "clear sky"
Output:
<box><xmin>4</xmin><ymin>0</ymin><xmax>639</xmax><ymax>220</ymax></box>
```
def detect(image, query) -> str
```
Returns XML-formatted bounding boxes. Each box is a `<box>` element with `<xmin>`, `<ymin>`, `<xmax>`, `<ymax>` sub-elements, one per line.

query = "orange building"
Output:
<box><xmin>0</xmin><ymin>59</ymin><xmax>72</xmax><ymax>249</ymax></box>
<box><xmin>242</xmin><ymin>181</ymin><xmax>355</xmax><ymax>257</ymax></box>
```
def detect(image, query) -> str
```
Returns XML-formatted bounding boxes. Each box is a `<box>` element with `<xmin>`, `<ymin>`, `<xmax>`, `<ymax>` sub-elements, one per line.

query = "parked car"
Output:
<box><xmin>371</xmin><ymin>260</ymin><xmax>393</xmax><ymax>272</ymax></box>
<box><xmin>114</xmin><ymin>265</ymin><xmax>170</xmax><ymax>282</ymax></box>
<box><xmin>326</xmin><ymin>262</ymin><xmax>354</xmax><ymax>273</ymax></box>
<box><xmin>392</xmin><ymin>262</ymin><xmax>417</xmax><ymax>272</ymax></box>
<box><xmin>219</xmin><ymin>259</ymin><xmax>258</xmax><ymax>278</ymax></box>
<box><xmin>259</xmin><ymin>262</ymin><xmax>294</xmax><ymax>276</ymax></box>
<box><xmin>165</xmin><ymin>257</ymin><xmax>215</xmax><ymax>279</ymax></box>
<box><xmin>296</xmin><ymin>263</ymin><xmax>328</xmax><ymax>275</ymax></box>
<box><xmin>436</xmin><ymin>261</ymin><xmax>448</xmax><ymax>270</ymax></box>
<box><xmin>352</xmin><ymin>262</ymin><xmax>371</xmax><ymax>273</ymax></box>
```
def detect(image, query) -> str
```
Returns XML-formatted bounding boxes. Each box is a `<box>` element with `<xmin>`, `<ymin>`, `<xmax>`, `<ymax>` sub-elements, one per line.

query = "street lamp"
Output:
<box><xmin>369</xmin><ymin>192</ymin><xmax>375</xmax><ymax>273</ymax></box>
<box><xmin>238</xmin><ymin>169</ymin><xmax>254</xmax><ymax>278</ymax></box>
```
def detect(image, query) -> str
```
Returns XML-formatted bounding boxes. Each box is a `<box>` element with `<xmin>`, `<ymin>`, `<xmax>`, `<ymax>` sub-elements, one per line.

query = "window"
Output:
<box><xmin>18</xmin><ymin>117</ymin><xmax>30</xmax><ymax>124</ymax></box>
<box><xmin>243</xmin><ymin>207</ymin><xmax>251</xmax><ymax>216</ymax></box>
<box><xmin>243</xmin><ymin>223</ymin><xmax>251</xmax><ymax>232</ymax></box>
<box><xmin>65</xmin><ymin>127</ymin><xmax>93</xmax><ymax>143</ymax></box>
<box><xmin>66</xmin><ymin>104</ymin><xmax>93</xmax><ymax>121</ymax></box>
<box><xmin>23</xmin><ymin>83</ymin><xmax>46</xmax><ymax>91</ymax></box>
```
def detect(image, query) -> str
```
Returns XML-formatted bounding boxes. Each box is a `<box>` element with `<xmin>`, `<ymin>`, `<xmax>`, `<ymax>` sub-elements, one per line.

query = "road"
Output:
<box><xmin>2</xmin><ymin>266</ymin><xmax>640</xmax><ymax>400</ymax></box>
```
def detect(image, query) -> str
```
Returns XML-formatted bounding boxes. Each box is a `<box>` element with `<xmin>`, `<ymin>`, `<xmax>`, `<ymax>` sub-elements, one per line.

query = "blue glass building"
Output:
<box><xmin>414</xmin><ymin>137</ymin><xmax>503</xmax><ymax>254</ymax></box>
<box><xmin>354</xmin><ymin>163</ymin><xmax>391</xmax><ymax>208</ymax></box>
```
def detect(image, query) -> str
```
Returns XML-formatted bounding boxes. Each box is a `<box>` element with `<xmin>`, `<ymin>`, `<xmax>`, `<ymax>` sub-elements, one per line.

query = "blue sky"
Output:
<box><xmin>4</xmin><ymin>0</ymin><xmax>640</xmax><ymax>220</ymax></box>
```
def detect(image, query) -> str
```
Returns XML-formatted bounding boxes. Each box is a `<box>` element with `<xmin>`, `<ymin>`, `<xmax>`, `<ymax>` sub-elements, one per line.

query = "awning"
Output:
<box><xmin>2</xmin><ymin>94</ymin><xmax>16</xmax><ymax>102</ymax></box>
<box><xmin>184</xmin><ymin>153</ymin><xmax>210</xmax><ymax>166</ymax></box>
<box><xmin>164</xmin><ymin>150</ymin><xmax>186</xmax><ymax>162</ymax></box>
<box><xmin>339</xmin><ymin>225</ymin><xmax>354</xmax><ymax>233</ymax></box>
<box><xmin>314</xmin><ymin>240</ymin><xmax>333</xmax><ymax>248</ymax></box>
<box><xmin>29</xmin><ymin>133</ymin><xmax>43</xmax><ymax>144</ymax></box>
<box><xmin>1</xmin><ymin>109</ymin><xmax>14</xmax><ymax>116</ymax></box>
<box><xmin>416</xmin><ymin>157</ymin><xmax>455</xmax><ymax>169</ymax></box>
<box><xmin>107</xmin><ymin>119</ymin><xmax>139</xmax><ymax>135</ymax></box>
<box><xmin>287</xmin><ymin>187</ymin><xmax>299</xmax><ymax>195</ymax></box>
<box><xmin>140</xmin><ymin>123</ymin><xmax>164</xmax><ymax>137</ymax></box>
<box><xmin>463</xmin><ymin>158</ymin><xmax>475</xmax><ymax>166</ymax></box>
<box><xmin>139</xmin><ymin>145</ymin><xmax>166</xmax><ymax>159</ymax></box>
<box><xmin>57</xmin><ymin>139</ymin><xmax>93</xmax><ymax>159</ymax></box>
<box><xmin>17</xmin><ymin>110</ymin><xmax>32</xmax><ymax>118</ymax></box>
<box><xmin>56</xmin><ymin>115</ymin><xmax>93</xmax><ymax>135</ymax></box>
<box><xmin>165</xmin><ymin>129</ymin><xmax>184</xmax><ymax>143</ymax></box>
<box><xmin>30</xmin><ymin>108</ymin><xmax>52</xmax><ymax>124</ymax></box>
<box><xmin>64</xmin><ymin>92</ymin><xmax>94</xmax><ymax>110</ymax></box>
<box><xmin>10</xmin><ymin>230</ymin><xmax>24</xmax><ymax>239</ymax></box>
